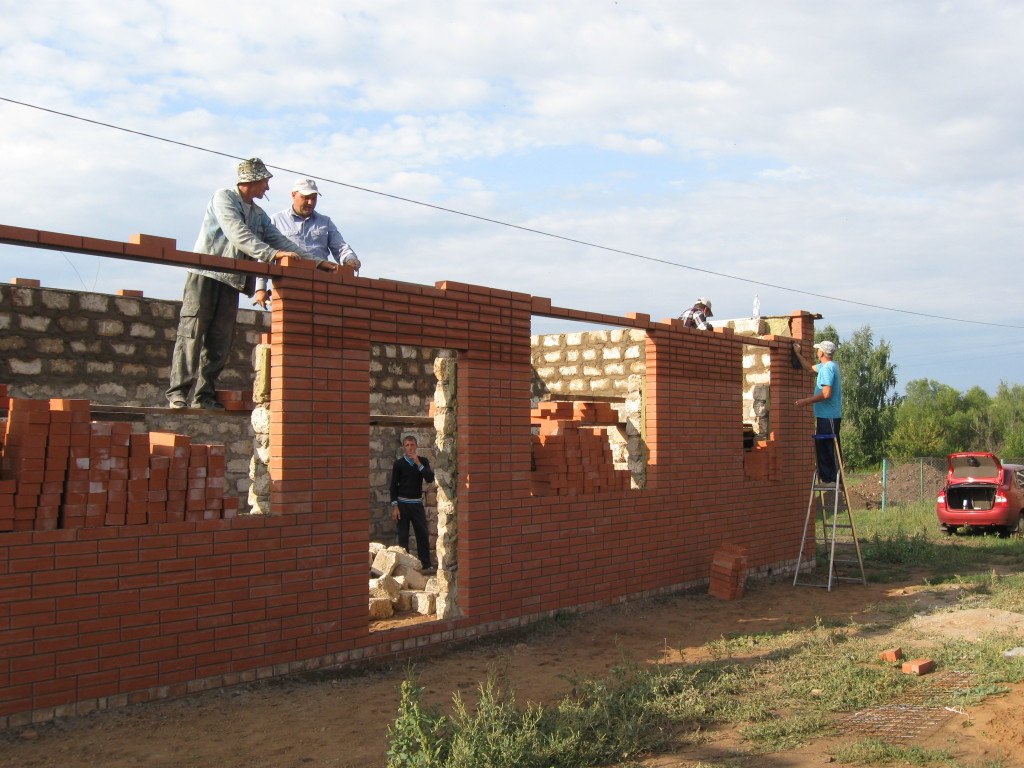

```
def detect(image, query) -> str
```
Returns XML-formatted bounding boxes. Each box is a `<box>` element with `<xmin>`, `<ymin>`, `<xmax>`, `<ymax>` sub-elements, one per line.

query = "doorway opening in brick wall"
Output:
<box><xmin>530</xmin><ymin>321</ymin><xmax>647</xmax><ymax>494</ymax></box>
<box><xmin>368</xmin><ymin>344</ymin><xmax>456</xmax><ymax>628</ymax></box>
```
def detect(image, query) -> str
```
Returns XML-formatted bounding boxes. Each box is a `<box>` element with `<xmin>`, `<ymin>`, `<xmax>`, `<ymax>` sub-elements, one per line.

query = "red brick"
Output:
<box><xmin>879</xmin><ymin>647</ymin><xmax>903</xmax><ymax>662</ymax></box>
<box><xmin>902</xmin><ymin>658</ymin><xmax>935</xmax><ymax>675</ymax></box>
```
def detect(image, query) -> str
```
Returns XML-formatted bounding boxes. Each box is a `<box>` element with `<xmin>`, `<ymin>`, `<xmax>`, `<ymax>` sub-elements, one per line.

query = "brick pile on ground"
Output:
<box><xmin>0</xmin><ymin>389</ymin><xmax>238</xmax><ymax>531</ymax></box>
<box><xmin>708</xmin><ymin>544</ymin><xmax>748</xmax><ymax>600</ymax></box>
<box><xmin>530</xmin><ymin>401</ymin><xmax>630</xmax><ymax>496</ymax></box>
<box><xmin>368</xmin><ymin>542</ymin><xmax>439</xmax><ymax>619</ymax></box>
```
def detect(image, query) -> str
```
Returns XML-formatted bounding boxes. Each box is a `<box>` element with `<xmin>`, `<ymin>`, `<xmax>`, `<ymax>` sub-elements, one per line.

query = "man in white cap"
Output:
<box><xmin>794</xmin><ymin>340</ymin><xmax>843</xmax><ymax>483</ymax></box>
<box><xmin>253</xmin><ymin>178</ymin><xmax>361</xmax><ymax>308</ymax></box>
<box><xmin>679</xmin><ymin>297</ymin><xmax>714</xmax><ymax>330</ymax></box>
<box><xmin>166</xmin><ymin>157</ymin><xmax>325</xmax><ymax>410</ymax></box>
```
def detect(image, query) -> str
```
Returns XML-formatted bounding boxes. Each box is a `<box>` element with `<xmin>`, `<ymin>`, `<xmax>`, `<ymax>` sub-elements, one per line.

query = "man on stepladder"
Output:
<box><xmin>793</xmin><ymin>340</ymin><xmax>843</xmax><ymax>483</ymax></box>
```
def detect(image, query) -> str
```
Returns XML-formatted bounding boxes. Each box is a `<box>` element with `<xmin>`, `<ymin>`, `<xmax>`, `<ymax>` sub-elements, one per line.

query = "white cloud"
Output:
<box><xmin>3</xmin><ymin>0</ymin><xmax>1024</xmax><ymax>394</ymax></box>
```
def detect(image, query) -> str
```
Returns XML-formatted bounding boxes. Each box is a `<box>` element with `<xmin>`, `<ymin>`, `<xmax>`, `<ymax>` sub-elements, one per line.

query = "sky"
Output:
<box><xmin>2</xmin><ymin>0</ymin><xmax>1023</xmax><ymax>395</ymax></box>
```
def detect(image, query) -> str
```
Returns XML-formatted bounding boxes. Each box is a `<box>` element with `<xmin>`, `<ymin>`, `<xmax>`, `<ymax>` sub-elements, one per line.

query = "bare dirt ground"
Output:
<box><xmin>847</xmin><ymin>462</ymin><xmax>946</xmax><ymax>510</ymax></box>
<box><xmin>3</xmin><ymin>570</ymin><xmax>1023</xmax><ymax>768</ymax></box>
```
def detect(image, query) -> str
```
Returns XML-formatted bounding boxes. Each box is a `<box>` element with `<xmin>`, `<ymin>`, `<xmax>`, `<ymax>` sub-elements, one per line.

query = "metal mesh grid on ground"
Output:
<box><xmin>833</xmin><ymin>669</ymin><xmax>975</xmax><ymax>739</ymax></box>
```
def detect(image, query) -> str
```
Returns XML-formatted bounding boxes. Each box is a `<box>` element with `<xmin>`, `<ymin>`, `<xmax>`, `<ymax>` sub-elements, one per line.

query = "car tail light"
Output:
<box><xmin>937</xmin><ymin>493</ymin><xmax>945</xmax><ymax>504</ymax></box>
<box><xmin>996</xmin><ymin>494</ymin><xmax>1007</xmax><ymax>504</ymax></box>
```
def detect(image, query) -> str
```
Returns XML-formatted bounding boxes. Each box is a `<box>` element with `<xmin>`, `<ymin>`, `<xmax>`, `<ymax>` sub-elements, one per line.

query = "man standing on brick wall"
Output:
<box><xmin>794</xmin><ymin>340</ymin><xmax>843</xmax><ymax>483</ymax></box>
<box><xmin>167</xmin><ymin>158</ymin><xmax>333</xmax><ymax>410</ymax></box>
<box><xmin>389</xmin><ymin>435</ymin><xmax>436</xmax><ymax>573</ymax></box>
<box><xmin>251</xmin><ymin>178</ymin><xmax>360</xmax><ymax>309</ymax></box>
<box><xmin>679</xmin><ymin>297</ymin><xmax>714</xmax><ymax>330</ymax></box>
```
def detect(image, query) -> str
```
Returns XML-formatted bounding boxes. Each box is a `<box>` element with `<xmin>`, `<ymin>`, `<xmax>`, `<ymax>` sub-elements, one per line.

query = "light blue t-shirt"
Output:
<box><xmin>813</xmin><ymin>360</ymin><xmax>842</xmax><ymax>419</ymax></box>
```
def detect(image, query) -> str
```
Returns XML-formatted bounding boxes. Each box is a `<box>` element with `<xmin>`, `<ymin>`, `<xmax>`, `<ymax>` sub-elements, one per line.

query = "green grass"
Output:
<box><xmin>385</xmin><ymin>504</ymin><xmax>1024</xmax><ymax>767</ymax></box>
<box><xmin>832</xmin><ymin>736</ymin><xmax>1013</xmax><ymax>767</ymax></box>
<box><xmin>831</xmin><ymin>737</ymin><xmax>957</xmax><ymax>766</ymax></box>
<box><xmin>846</xmin><ymin>501</ymin><xmax>1024</xmax><ymax>582</ymax></box>
<box><xmin>386</xmin><ymin>620</ymin><xmax>1024</xmax><ymax>766</ymax></box>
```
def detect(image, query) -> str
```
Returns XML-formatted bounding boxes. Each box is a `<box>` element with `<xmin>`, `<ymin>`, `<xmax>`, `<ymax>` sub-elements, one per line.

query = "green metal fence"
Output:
<box><xmin>873</xmin><ymin>456</ymin><xmax>1024</xmax><ymax>510</ymax></box>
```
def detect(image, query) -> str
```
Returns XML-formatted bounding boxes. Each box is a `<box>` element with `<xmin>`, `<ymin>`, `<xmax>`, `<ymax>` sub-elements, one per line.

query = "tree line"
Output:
<box><xmin>808</xmin><ymin>325</ymin><xmax>1024</xmax><ymax>468</ymax></box>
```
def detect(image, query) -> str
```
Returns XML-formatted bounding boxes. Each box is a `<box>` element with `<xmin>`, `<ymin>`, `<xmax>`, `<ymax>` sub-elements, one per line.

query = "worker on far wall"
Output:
<box><xmin>253</xmin><ymin>178</ymin><xmax>361</xmax><ymax>309</ymax></box>
<box><xmin>793</xmin><ymin>340</ymin><xmax>843</xmax><ymax>483</ymax></box>
<box><xmin>679</xmin><ymin>297</ymin><xmax>714</xmax><ymax>330</ymax></box>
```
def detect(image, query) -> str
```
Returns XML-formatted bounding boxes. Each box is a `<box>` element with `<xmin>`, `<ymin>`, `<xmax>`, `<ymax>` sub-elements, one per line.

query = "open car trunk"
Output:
<box><xmin>944</xmin><ymin>484</ymin><xmax>997</xmax><ymax>511</ymax></box>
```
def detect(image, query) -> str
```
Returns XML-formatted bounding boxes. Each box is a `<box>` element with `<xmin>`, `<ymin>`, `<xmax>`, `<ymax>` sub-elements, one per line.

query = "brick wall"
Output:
<box><xmin>0</xmin><ymin>225</ymin><xmax>818</xmax><ymax>727</ymax></box>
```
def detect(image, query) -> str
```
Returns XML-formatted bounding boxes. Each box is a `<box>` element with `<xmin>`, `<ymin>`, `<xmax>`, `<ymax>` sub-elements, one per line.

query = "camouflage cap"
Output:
<box><xmin>237</xmin><ymin>157</ymin><xmax>273</xmax><ymax>183</ymax></box>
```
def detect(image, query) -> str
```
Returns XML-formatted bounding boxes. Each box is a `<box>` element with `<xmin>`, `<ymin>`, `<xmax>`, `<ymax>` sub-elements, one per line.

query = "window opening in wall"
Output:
<box><xmin>742</xmin><ymin>342</ymin><xmax>771</xmax><ymax>447</ymax></box>
<box><xmin>742</xmin><ymin>340</ymin><xmax>775</xmax><ymax>481</ymax></box>
<box><xmin>530</xmin><ymin>319</ymin><xmax>646</xmax><ymax>493</ymax></box>
<box><xmin>368</xmin><ymin>344</ymin><xmax>456</xmax><ymax>631</ymax></box>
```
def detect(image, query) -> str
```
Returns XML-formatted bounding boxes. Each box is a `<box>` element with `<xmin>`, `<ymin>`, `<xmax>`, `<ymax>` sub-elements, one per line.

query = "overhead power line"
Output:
<box><xmin>2</xmin><ymin>95</ymin><xmax>1022</xmax><ymax>330</ymax></box>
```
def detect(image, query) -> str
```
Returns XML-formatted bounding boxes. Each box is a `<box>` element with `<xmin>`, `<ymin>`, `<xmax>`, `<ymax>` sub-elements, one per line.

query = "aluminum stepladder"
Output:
<box><xmin>793</xmin><ymin>434</ymin><xmax>866</xmax><ymax>589</ymax></box>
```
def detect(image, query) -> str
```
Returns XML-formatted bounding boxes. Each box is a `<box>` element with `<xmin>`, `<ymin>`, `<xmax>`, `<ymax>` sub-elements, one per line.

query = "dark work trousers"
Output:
<box><xmin>166</xmin><ymin>272</ymin><xmax>240</xmax><ymax>405</ymax></box>
<box><xmin>814</xmin><ymin>417</ymin><xmax>842</xmax><ymax>483</ymax></box>
<box><xmin>396</xmin><ymin>501</ymin><xmax>432</xmax><ymax>569</ymax></box>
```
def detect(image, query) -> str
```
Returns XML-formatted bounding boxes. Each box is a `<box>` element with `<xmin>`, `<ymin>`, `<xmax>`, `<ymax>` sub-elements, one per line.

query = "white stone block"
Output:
<box><xmin>397</xmin><ymin>590</ymin><xmax>416</xmax><ymax>611</ymax></box>
<box><xmin>385</xmin><ymin>547</ymin><xmax>422</xmax><ymax>570</ymax></box>
<box><xmin>369</xmin><ymin>598</ymin><xmax>394</xmax><ymax>619</ymax></box>
<box><xmin>372</xmin><ymin>549</ymin><xmax>399</xmax><ymax>577</ymax></box>
<box><xmin>370</xmin><ymin>575</ymin><xmax>401</xmax><ymax>601</ymax></box>
<box><xmin>397</xmin><ymin>566</ymin><xmax>427</xmax><ymax>590</ymax></box>
<box><xmin>413</xmin><ymin>592</ymin><xmax>436</xmax><ymax>615</ymax></box>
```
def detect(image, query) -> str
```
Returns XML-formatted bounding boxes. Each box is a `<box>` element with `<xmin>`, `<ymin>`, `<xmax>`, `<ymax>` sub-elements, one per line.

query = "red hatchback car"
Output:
<box><xmin>936</xmin><ymin>452</ymin><xmax>1024</xmax><ymax>536</ymax></box>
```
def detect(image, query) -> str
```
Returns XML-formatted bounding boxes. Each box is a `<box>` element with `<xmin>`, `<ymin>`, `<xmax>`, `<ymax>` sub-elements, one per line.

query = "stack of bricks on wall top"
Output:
<box><xmin>0</xmin><ymin>385</ymin><xmax>238</xmax><ymax>531</ymax></box>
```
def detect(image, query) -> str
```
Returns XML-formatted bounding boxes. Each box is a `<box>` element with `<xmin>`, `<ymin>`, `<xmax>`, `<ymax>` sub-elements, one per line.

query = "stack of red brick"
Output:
<box><xmin>708</xmin><ymin>544</ymin><xmax>748</xmax><ymax>600</ymax></box>
<box><xmin>530</xmin><ymin>401</ymin><xmax>631</xmax><ymax>496</ymax></box>
<box><xmin>0</xmin><ymin>389</ymin><xmax>237</xmax><ymax>531</ymax></box>
<box><xmin>743</xmin><ymin>437</ymin><xmax>780</xmax><ymax>481</ymax></box>
<box><xmin>214</xmin><ymin>389</ymin><xmax>254</xmax><ymax>411</ymax></box>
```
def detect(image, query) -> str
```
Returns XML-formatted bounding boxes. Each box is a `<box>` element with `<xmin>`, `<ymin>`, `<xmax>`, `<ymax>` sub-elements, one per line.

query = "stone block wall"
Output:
<box><xmin>531</xmin><ymin>328</ymin><xmax>646</xmax><ymax>401</ymax></box>
<box><xmin>0</xmin><ymin>281</ymin><xmax>269</xmax><ymax>406</ymax></box>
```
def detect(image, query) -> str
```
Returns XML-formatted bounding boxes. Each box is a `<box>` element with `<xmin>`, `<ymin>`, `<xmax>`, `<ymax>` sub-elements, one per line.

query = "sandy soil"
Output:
<box><xmin>2</xmin><ymin>573</ymin><xmax>1022</xmax><ymax>768</ymax></box>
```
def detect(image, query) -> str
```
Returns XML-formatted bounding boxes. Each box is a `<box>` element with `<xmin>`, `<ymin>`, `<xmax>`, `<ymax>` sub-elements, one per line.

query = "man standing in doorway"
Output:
<box><xmin>167</xmin><ymin>158</ymin><xmax>313</xmax><ymax>409</ymax></box>
<box><xmin>794</xmin><ymin>340</ymin><xmax>843</xmax><ymax>483</ymax></box>
<box><xmin>389</xmin><ymin>435</ymin><xmax>436</xmax><ymax>574</ymax></box>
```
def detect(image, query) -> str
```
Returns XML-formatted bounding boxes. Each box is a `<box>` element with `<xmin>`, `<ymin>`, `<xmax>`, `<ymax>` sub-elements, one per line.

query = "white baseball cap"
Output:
<box><xmin>292</xmin><ymin>178</ymin><xmax>321</xmax><ymax>196</ymax></box>
<box><xmin>696</xmin><ymin>297</ymin><xmax>713</xmax><ymax>315</ymax></box>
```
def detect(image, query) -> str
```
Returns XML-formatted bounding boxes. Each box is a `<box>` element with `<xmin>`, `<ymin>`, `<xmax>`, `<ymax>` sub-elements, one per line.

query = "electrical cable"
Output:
<box><xmin>2</xmin><ymin>95</ymin><xmax>1023</xmax><ymax>329</ymax></box>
